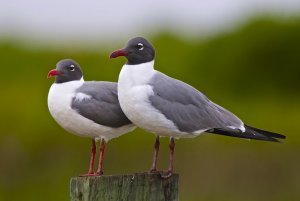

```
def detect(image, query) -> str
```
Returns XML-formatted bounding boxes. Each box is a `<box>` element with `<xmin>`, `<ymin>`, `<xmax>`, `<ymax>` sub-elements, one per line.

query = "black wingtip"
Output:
<box><xmin>207</xmin><ymin>125</ymin><xmax>285</xmax><ymax>143</ymax></box>
<box><xmin>245</xmin><ymin>125</ymin><xmax>286</xmax><ymax>139</ymax></box>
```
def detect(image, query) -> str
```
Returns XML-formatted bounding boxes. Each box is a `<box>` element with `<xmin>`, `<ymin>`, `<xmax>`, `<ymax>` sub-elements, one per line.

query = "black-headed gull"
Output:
<box><xmin>47</xmin><ymin>59</ymin><xmax>135</xmax><ymax>176</ymax></box>
<box><xmin>110</xmin><ymin>37</ymin><xmax>285</xmax><ymax>178</ymax></box>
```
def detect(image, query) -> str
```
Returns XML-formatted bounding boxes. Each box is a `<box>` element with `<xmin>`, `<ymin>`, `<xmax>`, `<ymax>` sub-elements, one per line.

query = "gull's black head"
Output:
<box><xmin>110</xmin><ymin>37</ymin><xmax>155</xmax><ymax>65</ymax></box>
<box><xmin>48</xmin><ymin>59</ymin><xmax>83</xmax><ymax>83</ymax></box>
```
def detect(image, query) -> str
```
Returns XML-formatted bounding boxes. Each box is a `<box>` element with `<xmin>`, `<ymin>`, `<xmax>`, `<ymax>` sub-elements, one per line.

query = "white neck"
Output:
<box><xmin>51</xmin><ymin>77</ymin><xmax>84</xmax><ymax>94</ymax></box>
<box><xmin>118</xmin><ymin>60</ymin><xmax>155</xmax><ymax>88</ymax></box>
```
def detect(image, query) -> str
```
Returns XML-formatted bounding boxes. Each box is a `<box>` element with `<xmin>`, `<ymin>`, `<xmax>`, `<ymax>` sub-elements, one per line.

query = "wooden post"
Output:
<box><xmin>70</xmin><ymin>173</ymin><xmax>179</xmax><ymax>201</ymax></box>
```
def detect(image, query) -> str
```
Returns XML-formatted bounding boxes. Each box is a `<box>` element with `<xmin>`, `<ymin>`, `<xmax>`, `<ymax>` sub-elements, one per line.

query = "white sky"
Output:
<box><xmin>0</xmin><ymin>0</ymin><xmax>299</xmax><ymax>46</ymax></box>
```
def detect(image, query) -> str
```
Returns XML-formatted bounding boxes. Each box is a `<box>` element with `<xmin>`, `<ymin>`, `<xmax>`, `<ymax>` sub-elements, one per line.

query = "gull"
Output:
<box><xmin>47</xmin><ymin>59</ymin><xmax>135</xmax><ymax>176</ymax></box>
<box><xmin>110</xmin><ymin>37</ymin><xmax>285</xmax><ymax>178</ymax></box>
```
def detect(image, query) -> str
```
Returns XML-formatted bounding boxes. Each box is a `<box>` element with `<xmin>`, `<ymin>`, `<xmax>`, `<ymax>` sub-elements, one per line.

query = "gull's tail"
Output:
<box><xmin>207</xmin><ymin>125</ymin><xmax>286</xmax><ymax>142</ymax></box>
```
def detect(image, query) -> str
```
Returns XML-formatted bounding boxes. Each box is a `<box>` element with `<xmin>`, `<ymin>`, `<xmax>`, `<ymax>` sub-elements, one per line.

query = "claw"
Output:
<box><xmin>79</xmin><ymin>172</ymin><xmax>96</xmax><ymax>177</ymax></box>
<box><xmin>149</xmin><ymin>168</ymin><xmax>158</xmax><ymax>173</ymax></box>
<box><xmin>160</xmin><ymin>170</ymin><xmax>173</xmax><ymax>179</ymax></box>
<box><xmin>96</xmin><ymin>170</ymin><xmax>103</xmax><ymax>176</ymax></box>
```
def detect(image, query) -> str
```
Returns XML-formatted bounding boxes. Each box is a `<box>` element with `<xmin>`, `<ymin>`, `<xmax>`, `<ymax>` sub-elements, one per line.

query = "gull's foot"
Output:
<box><xmin>160</xmin><ymin>170</ymin><xmax>173</xmax><ymax>179</ymax></box>
<box><xmin>149</xmin><ymin>168</ymin><xmax>159</xmax><ymax>173</ymax></box>
<box><xmin>79</xmin><ymin>172</ymin><xmax>97</xmax><ymax>177</ymax></box>
<box><xmin>96</xmin><ymin>170</ymin><xmax>103</xmax><ymax>176</ymax></box>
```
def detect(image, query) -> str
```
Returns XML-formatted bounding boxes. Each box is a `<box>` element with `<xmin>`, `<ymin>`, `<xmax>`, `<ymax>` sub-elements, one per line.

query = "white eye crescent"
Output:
<box><xmin>69</xmin><ymin>65</ymin><xmax>75</xmax><ymax>71</ymax></box>
<box><xmin>137</xmin><ymin>43</ymin><xmax>144</xmax><ymax>50</ymax></box>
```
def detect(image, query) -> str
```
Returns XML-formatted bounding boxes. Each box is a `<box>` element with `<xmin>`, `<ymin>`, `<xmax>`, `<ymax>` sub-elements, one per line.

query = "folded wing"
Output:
<box><xmin>148</xmin><ymin>72</ymin><xmax>243</xmax><ymax>133</ymax></box>
<box><xmin>71</xmin><ymin>81</ymin><xmax>132</xmax><ymax>128</ymax></box>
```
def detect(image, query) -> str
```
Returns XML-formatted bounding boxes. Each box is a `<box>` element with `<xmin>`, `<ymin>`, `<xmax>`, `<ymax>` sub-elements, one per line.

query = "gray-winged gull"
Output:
<box><xmin>47</xmin><ymin>59</ymin><xmax>135</xmax><ymax>176</ymax></box>
<box><xmin>110</xmin><ymin>37</ymin><xmax>285</xmax><ymax>178</ymax></box>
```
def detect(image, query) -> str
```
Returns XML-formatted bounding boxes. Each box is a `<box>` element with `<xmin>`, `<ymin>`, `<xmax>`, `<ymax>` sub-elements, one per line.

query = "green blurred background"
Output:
<box><xmin>0</xmin><ymin>1</ymin><xmax>300</xmax><ymax>201</ymax></box>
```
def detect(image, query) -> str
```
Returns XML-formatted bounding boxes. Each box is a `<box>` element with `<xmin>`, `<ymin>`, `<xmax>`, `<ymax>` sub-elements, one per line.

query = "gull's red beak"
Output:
<box><xmin>47</xmin><ymin>69</ymin><xmax>63</xmax><ymax>78</ymax></box>
<box><xmin>110</xmin><ymin>49</ymin><xmax>128</xmax><ymax>59</ymax></box>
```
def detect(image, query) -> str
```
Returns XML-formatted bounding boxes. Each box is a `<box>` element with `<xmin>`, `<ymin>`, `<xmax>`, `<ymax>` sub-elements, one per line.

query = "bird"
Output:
<box><xmin>47</xmin><ymin>59</ymin><xmax>135</xmax><ymax>176</ymax></box>
<box><xmin>110</xmin><ymin>37</ymin><xmax>286</xmax><ymax>178</ymax></box>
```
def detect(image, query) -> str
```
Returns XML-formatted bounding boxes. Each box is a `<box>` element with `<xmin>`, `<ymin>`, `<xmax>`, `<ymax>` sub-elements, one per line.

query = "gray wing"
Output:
<box><xmin>71</xmin><ymin>81</ymin><xmax>132</xmax><ymax>128</ymax></box>
<box><xmin>148</xmin><ymin>72</ymin><xmax>243</xmax><ymax>133</ymax></box>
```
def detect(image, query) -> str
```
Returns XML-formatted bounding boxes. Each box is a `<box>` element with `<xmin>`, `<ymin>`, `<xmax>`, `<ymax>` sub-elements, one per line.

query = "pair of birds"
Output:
<box><xmin>48</xmin><ymin>37</ymin><xmax>285</xmax><ymax>178</ymax></box>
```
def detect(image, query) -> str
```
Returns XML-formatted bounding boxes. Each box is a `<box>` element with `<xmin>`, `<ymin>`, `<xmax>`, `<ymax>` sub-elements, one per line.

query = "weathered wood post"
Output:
<box><xmin>70</xmin><ymin>173</ymin><xmax>179</xmax><ymax>201</ymax></box>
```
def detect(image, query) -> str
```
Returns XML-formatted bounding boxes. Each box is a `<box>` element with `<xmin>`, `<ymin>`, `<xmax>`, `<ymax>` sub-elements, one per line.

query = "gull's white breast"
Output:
<box><xmin>118</xmin><ymin>62</ymin><xmax>192</xmax><ymax>138</ymax></box>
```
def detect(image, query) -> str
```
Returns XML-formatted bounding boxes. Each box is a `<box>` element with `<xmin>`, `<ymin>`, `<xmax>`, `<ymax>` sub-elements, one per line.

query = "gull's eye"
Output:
<box><xmin>69</xmin><ymin>65</ymin><xmax>75</xmax><ymax>71</ymax></box>
<box><xmin>137</xmin><ymin>43</ymin><xmax>144</xmax><ymax>50</ymax></box>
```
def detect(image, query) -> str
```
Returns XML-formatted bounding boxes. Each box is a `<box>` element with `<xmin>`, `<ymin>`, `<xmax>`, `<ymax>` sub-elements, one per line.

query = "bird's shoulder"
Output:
<box><xmin>149</xmin><ymin>71</ymin><xmax>209</xmax><ymax>106</ymax></box>
<box><xmin>71</xmin><ymin>81</ymin><xmax>131</xmax><ymax>127</ymax></box>
<box><xmin>75</xmin><ymin>81</ymin><xmax>118</xmax><ymax>103</ymax></box>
